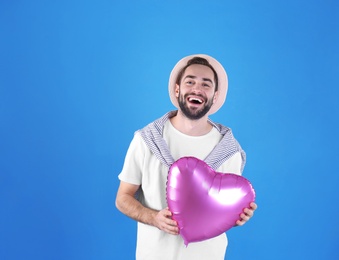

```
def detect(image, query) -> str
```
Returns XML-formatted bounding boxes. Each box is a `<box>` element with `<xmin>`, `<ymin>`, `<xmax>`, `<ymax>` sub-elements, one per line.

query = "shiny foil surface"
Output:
<box><xmin>166</xmin><ymin>156</ymin><xmax>255</xmax><ymax>246</ymax></box>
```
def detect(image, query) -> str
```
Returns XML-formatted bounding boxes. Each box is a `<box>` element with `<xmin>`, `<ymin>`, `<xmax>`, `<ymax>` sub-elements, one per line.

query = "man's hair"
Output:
<box><xmin>175</xmin><ymin>57</ymin><xmax>219</xmax><ymax>91</ymax></box>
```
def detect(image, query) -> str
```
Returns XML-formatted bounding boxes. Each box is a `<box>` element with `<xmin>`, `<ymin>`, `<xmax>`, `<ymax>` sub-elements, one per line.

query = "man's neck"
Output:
<box><xmin>169</xmin><ymin>110</ymin><xmax>212</xmax><ymax>136</ymax></box>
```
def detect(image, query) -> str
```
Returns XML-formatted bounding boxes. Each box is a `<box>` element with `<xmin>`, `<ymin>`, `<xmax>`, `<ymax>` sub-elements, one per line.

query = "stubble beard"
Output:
<box><xmin>178</xmin><ymin>92</ymin><xmax>214</xmax><ymax>120</ymax></box>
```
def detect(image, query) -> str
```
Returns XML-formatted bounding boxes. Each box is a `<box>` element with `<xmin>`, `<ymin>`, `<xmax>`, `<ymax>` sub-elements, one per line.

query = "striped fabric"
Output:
<box><xmin>138</xmin><ymin>111</ymin><xmax>246</xmax><ymax>172</ymax></box>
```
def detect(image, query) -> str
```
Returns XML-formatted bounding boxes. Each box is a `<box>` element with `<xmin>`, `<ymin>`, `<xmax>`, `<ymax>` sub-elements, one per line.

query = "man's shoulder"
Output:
<box><xmin>137</xmin><ymin>111</ymin><xmax>176</xmax><ymax>133</ymax></box>
<box><xmin>208</xmin><ymin>118</ymin><xmax>232</xmax><ymax>135</ymax></box>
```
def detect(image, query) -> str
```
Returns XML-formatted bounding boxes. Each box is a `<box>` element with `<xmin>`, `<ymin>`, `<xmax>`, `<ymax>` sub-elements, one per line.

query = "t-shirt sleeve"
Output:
<box><xmin>118</xmin><ymin>132</ymin><xmax>146</xmax><ymax>185</ymax></box>
<box><xmin>218</xmin><ymin>152</ymin><xmax>243</xmax><ymax>176</ymax></box>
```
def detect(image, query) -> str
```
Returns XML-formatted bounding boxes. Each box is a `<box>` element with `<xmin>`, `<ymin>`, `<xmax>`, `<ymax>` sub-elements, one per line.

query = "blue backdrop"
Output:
<box><xmin>1</xmin><ymin>1</ymin><xmax>338</xmax><ymax>259</ymax></box>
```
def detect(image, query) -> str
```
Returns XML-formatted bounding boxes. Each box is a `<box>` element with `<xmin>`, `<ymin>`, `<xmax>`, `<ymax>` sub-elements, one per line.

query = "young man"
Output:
<box><xmin>116</xmin><ymin>54</ymin><xmax>257</xmax><ymax>260</ymax></box>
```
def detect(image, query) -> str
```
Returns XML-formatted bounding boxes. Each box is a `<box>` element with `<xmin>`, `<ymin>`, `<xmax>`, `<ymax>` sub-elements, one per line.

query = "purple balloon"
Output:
<box><xmin>166</xmin><ymin>157</ymin><xmax>255</xmax><ymax>246</ymax></box>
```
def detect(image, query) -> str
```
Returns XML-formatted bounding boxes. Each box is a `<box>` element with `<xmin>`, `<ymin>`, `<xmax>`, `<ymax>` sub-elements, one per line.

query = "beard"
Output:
<box><xmin>178</xmin><ymin>92</ymin><xmax>214</xmax><ymax>120</ymax></box>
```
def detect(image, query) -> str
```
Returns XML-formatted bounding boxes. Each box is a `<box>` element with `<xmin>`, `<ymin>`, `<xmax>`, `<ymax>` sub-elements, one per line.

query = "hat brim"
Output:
<box><xmin>168</xmin><ymin>54</ymin><xmax>228</xmax><ymax>115</ymax></box>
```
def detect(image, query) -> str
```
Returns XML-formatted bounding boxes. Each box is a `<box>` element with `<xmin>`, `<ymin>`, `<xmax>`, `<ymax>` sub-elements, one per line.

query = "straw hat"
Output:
<box><xmin>168</xmin><ymin>54</ymin><xmax>228</xmax><ymax>115</ymax></box>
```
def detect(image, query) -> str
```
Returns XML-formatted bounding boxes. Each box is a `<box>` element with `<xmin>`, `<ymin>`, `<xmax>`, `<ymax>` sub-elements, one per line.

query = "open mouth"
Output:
<box><xmin>188</xmin><ymin>97</ymin><xmax>204</xmax><ymax>104</ymax></box>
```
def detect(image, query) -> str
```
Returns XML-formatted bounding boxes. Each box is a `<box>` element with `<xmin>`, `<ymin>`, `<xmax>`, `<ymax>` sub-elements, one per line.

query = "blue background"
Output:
<box><xmin>1</xmin><ymin>0</ymin><xmax>338</xmax><ymax>259</ymax></box>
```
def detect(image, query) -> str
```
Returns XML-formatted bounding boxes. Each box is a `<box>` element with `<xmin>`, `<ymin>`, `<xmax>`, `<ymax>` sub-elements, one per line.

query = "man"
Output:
<box><xmin>116</xmin><ymin>54</ymin><xmax>257</xmax><ymax>260</ymax></box>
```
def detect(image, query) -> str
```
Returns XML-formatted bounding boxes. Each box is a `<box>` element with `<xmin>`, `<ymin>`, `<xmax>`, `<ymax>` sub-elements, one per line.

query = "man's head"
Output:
<box><xmin>169</xmin><ymin>54</ymin><xmax>228</xmax><ymax>116</ymax></box>
<box><xmin>175</xmin><ymin>62</ymin><xmax>217</xmax><ymax>120</ymax></box>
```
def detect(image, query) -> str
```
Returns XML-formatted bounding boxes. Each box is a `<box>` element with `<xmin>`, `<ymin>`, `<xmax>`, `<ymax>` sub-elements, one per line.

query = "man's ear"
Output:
<box><xmin>175</xmin><ymin>84</ymin><xmax>180</xmax><ymax>97</ymax></box>
<box><xmin>213</xmin><ymin>91</ymin><xmax>219</xmax><ymax>104</ymax></box>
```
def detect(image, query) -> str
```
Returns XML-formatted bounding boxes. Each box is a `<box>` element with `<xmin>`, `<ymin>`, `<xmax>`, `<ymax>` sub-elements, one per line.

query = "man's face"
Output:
<box><xmin>176</xmin><ymin>64</ymin><xmax>218</xmax><ymax>120</ymax></box>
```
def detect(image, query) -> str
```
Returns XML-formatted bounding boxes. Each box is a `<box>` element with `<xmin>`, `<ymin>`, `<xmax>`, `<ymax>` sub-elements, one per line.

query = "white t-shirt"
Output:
<box><xmin>118</xmin><ymin>120</ymin><xmax>243</xmax><ymax>260</ymax></box>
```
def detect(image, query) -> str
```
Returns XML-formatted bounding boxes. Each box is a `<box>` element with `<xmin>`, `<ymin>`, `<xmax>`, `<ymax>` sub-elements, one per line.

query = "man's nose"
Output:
<box><xmin>192</xmin><ymin>82</ymin><xmax>203</xmax><ymax>92</ymax></box>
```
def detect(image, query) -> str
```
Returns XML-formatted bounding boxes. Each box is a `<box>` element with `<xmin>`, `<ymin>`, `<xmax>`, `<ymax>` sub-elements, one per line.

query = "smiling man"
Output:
<box><xmin>176</xmin><ymin>62</ymin><xmax>216</xmax><ymax>120</ymax></box>
<box><xmin>116</xmin><ymin>54</ymin><xmax>257</xmax><ymax>260</ymax></box>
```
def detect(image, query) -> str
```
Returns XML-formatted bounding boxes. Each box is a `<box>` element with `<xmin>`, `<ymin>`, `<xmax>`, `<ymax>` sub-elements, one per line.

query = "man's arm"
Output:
<box><xmin>115</xmin><ymin>181</ymin><xmax>179</xmax><ymax>235</ymax></box>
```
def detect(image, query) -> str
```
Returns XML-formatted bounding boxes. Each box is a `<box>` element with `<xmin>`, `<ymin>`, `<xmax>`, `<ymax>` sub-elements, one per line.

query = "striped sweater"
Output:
<box><xmin>138</xmin><ymin>111</ymin><xmax>246</xmax><ymax>172</ymax></box>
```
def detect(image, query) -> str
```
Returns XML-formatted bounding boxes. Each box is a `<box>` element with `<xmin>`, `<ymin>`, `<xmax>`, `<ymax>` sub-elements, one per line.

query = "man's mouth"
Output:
<box><xmin>188</xmin><ymin>97</ymin><xmax>204</xmax><ymax>104</ymax></box>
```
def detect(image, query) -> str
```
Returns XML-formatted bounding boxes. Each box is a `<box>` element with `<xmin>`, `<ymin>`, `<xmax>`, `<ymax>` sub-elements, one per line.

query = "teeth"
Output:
<box><xmin>189</xmin><ymin>97</ymin><xmax>203</xmax><ymax>103</ymax></box>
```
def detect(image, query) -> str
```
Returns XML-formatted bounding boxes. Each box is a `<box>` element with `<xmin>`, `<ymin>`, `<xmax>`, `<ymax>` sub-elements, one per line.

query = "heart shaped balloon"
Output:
<box><xmin>166</xmin><ymin>156</ymin><xmax>255</xmax><ymax>246</ymax></box>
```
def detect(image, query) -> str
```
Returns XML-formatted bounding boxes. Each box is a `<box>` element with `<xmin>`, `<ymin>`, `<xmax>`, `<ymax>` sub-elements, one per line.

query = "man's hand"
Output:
<box><xmin>236</xmin><ymin>202</ymin><xmax>257</xmax><ymax>226</ymax></box>
<box><xmin>116</xmin><ymin>182</ymin><xmax>179</xmax><ymax>235</ymax></box>
<box><xmin>153</xmin><ymin>207</ymin><xmax>179</xmax><ymax>235</ymax></box>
